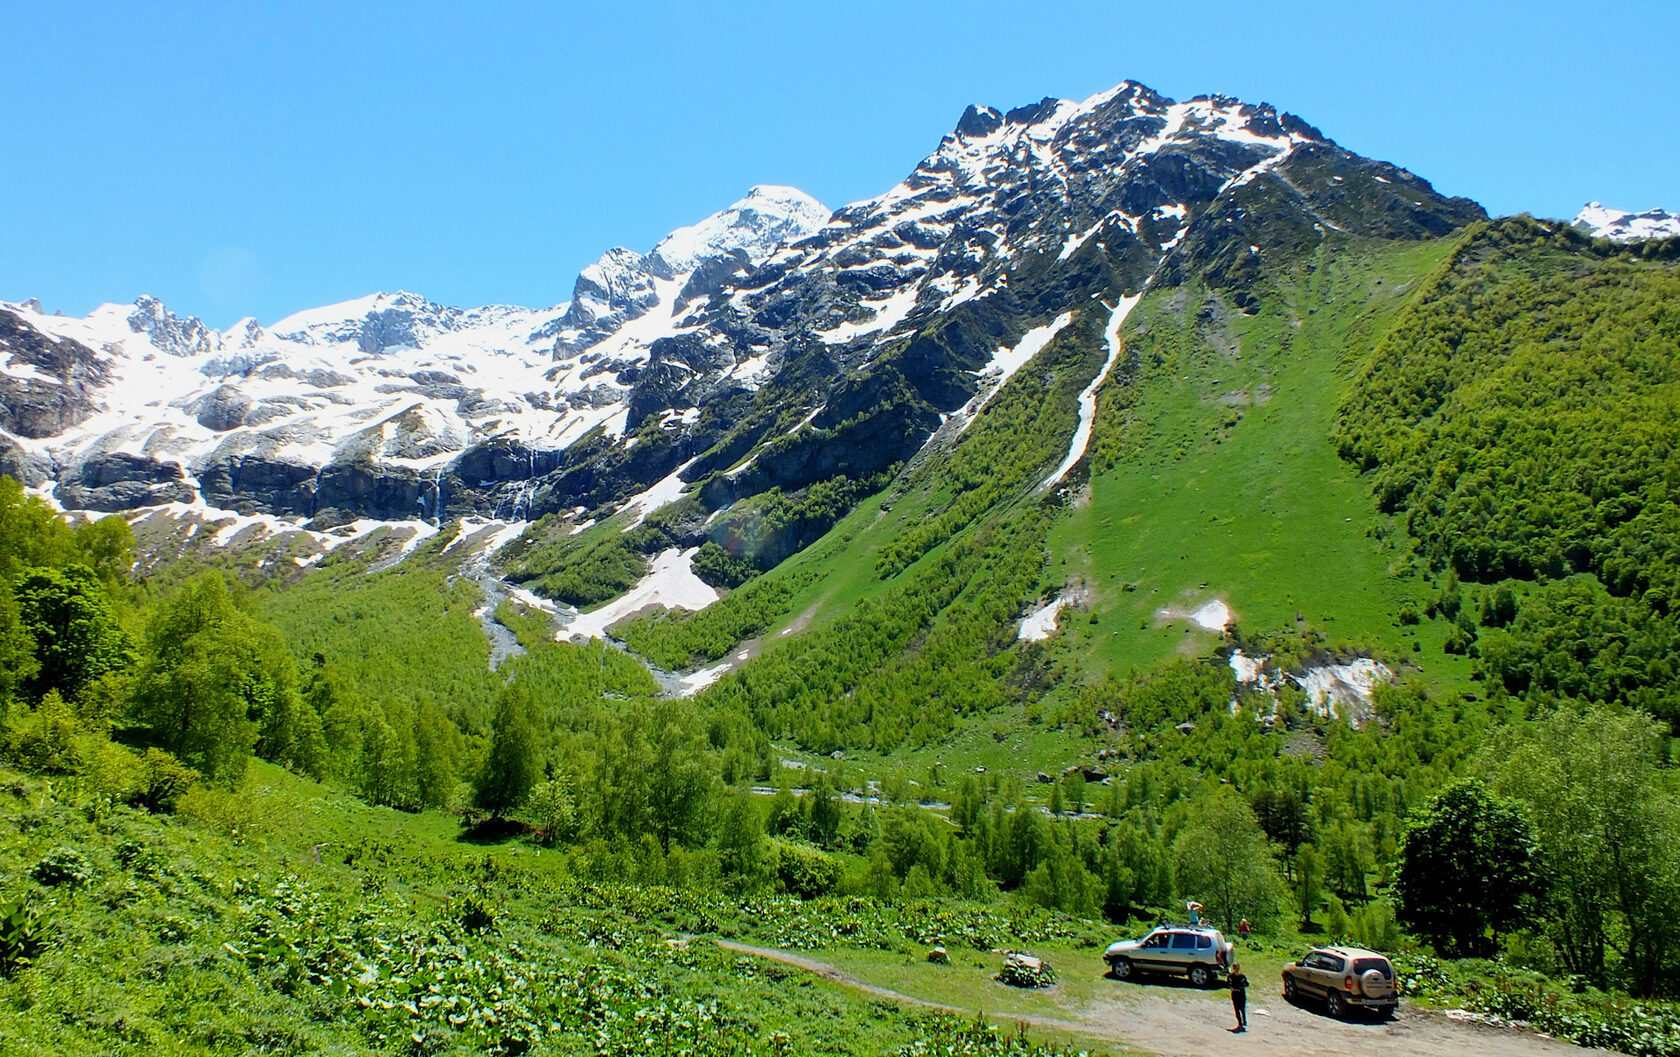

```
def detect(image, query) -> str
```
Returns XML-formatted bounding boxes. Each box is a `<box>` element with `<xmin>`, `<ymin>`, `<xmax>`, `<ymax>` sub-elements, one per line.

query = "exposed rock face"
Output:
<box><xmin>55</xmin><ymin>452</ymin><xmax>194</xmax><ymax>511</ymax></box>
<box><xmin>5</xmin><ymin>83</ymin><xmax>1484</xmax><ymax>532</ymax></box>
<box><xmin>127</xmin><ymin>295</ymin><xmax>216</xmax><ymax>356</ymax></box>
<box><xmin>197</xmin><ymin>454</ymin><xmax>319</xmax><ymax>515</ymax></box>
<box><xmin>189</xmin><ymin>385</ymin><xmax>251</xmax><ymax>431</ymax></box>
<box><xmin>0</xmin><ymin>309</ymin><xmax>109</xmax><ymax>439</ymax></box>
<box><xmin>548</xmin><ymin>248</ymin><xmax>663</xmax><ymax>357</ymax></box>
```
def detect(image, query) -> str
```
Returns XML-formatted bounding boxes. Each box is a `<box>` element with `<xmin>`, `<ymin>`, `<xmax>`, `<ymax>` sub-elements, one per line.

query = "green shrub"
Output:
<box><xmin>1470</xmin><ymin>977</ymin><xmax>1680</xmax><ymax>1057</ymax></box>
<box><xmin>455</xmin><ymin>892</ymin><xmax>498</xmax><ymax>935</ymax></box>
<box><xmin>5</xmin><ymin>691</ymin><xmax>81</xmax><ymax>774</ymax></box>
<box><xmin>30</xmin><ymin>846</ymin><xmax>92</xmax><ymax>887</ymax></box>
<box><xmin>772</xmin><ymin>840</ymin><xmax>842</xmax><ymax>899</ymax></box>
<box><xmin>129</xmin><ymin>748</ymin><xmax>199</xmax><ymax>813</ymax></box>
<box><xmin>0</xmin><ymin>898</ymin><xmax>46</xmax><ymax>977</ymax></box>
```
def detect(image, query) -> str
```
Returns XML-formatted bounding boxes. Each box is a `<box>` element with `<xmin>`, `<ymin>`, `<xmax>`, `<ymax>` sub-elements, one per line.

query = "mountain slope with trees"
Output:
<box><xmin>3</xmin><ymin>79</ymin><xmax>1680</xmax><ymax>1056</ymax></box>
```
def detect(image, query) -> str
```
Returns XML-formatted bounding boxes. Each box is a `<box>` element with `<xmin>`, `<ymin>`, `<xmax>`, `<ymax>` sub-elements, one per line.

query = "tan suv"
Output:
<box><xmin>1281</xmin><ymin>946</ymin><xmax>1399</xmax><ymax>1018</ymax></box>
<box><xmin>1103</xmin><ymin>924</ymin><xmax>1232</xmax><ymax>988</ymax></box>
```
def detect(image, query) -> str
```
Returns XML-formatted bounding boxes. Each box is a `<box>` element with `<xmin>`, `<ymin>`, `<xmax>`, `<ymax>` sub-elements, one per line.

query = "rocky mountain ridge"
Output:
<box><xmin>3</xmin><ymin>81</ymin><xmax>1484</xmax><ymax>548</ymax></box>
<box><xmin>1</xmin><ymin>186</ymin><xmax>829</xmax><ymax>518</ymax></box>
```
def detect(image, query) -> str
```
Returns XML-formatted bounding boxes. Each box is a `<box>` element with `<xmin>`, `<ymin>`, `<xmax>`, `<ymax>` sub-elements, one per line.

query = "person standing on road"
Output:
<box><xmin>1228</xmin><ymin>962</ymin><xmax>1249</xmax><ymax>1032</ymax></box>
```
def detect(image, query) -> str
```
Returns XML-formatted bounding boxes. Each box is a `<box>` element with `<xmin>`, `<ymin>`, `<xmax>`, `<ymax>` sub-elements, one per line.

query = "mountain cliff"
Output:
<box><xmin>3</xmin><ymin>83</ymin><xmax>1480</xmax><ymax>539</ymax></box>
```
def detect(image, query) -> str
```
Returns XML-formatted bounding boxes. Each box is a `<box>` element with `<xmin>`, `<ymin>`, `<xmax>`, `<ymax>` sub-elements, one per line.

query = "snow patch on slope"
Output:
<box><xmin>1041</xmin><ymin>294</ymin><xmax>1140</xmax><ymax>490</ymax></box>
<box><xmin>1190</xmin><ymin>599</ymin><xmax>1232</xmax><ymax>632</ymax></box>
<box><xmin>1018</xmin><ymin>596</ymin><xmax>1071</xmax><ymax>642</ymax></box>
<box><xmin>960</xmin><ymin>312</ymin><xmax>1073</xmax><ymax>432</ymax></box>
<box><xmin>1230</xmin><ymin>651</ymin><xmax>1394</xmax><ymax>729</ymax></box>
<box><xmin>617</xmin><ymin>458</ymin><xmax>698</xmax><ymax>530</ymax></box>
<box><xmin>559</xmin><ymin>547</ymin><xmax>720</xmax><ymax>642</ymax></box>
<box><xmin>1298</xmin><ymin>659</ymin><xmax>1392</xmax><ymax>724</ymax></box>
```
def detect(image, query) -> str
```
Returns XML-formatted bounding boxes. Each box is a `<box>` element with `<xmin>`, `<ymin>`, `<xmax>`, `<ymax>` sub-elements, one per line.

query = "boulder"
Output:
<box><xmin>997</xmin><ymin>951</ymin><xmax>1054</xmax><ymax>988</ymax></box>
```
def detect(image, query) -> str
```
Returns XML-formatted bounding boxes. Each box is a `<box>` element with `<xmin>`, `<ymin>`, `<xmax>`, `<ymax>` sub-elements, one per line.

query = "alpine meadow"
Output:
<box><xmin>3</xmin><ymin>76</ymin><xmax>1679</xmax><ymax>1057</ymax></box>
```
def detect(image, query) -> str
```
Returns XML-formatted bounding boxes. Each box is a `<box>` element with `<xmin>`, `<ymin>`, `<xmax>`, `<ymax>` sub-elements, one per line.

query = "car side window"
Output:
<box><xmin>1322</xmin><ymin>954</ymin><xmax>1345</xmax><ymax>973</ymax></box>
<box><xmin>1143</xmin><ymin>933</ymin><xmax>1165</xmax><ymax>948</ymax></box>
<box><xmin>1196</xmin><ymin>934</ymin><xmax>1212</xmax><ymax>949</ymax></box>
<box><xmin>1170</xmin><ymin>932</ymin><xmax>1195</xmax><ymax>949</ymax></box>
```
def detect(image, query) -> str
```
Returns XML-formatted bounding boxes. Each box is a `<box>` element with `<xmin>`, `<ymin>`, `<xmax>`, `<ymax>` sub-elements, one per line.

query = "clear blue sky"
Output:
<box><xmin>3</xmin><ymin>0</ymin><xmax>1674</xmax><ymax>329</ymax></box>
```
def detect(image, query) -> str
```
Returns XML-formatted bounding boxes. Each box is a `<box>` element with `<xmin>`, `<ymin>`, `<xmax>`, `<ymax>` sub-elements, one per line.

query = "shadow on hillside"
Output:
<box><xmin>456</xmin><ymin>815</ymin><xmax>530</xmax><ymax>845</ymax></box>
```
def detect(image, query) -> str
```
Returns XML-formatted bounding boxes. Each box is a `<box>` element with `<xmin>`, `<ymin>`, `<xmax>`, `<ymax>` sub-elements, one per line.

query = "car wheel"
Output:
<box><xmin>1113</xmin><ymin>957</ymin><xmax>1134</xmax><ymax>981</ymax></box>
<box><xmin>1283</xmin><ymin>976</ymin><xmax>1297</xmax><ymax>1002</ymax></box>
<box><xmin>1188</xmin><ymin>965</ymin><xmax>1211</xmax><ymax>988</ymax></box>
<box><xmin>1325</xmin><ymin>990</ymin><xmax>1345</xmax><ymax>1019</ymax></box>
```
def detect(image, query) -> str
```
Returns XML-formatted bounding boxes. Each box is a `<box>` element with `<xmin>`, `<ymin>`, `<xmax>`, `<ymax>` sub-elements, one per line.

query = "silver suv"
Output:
<box><xmin>1281</xmin><ymin>946</ymin><xmax>1399</xmax><ymax>1018</ymax></box>
<box><xmin>1103</xmin><ymin>924</ymin><xmax>1232</xmax><ymax>988</ymax></box>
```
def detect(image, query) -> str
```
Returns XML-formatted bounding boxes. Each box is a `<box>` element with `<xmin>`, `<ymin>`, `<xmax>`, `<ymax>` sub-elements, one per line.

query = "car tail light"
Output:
<box><xmin>1343</xmin><ymin>975</ymin><xmax>1355</xmax><ymax>991</ymax></box>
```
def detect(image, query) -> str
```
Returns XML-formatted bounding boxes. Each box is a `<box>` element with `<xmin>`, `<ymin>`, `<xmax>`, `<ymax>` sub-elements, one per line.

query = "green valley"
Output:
<box><xmin>4</xmin><ymin>87</ymin><xmax>1680</xmax><ymax>1057</ymax></box>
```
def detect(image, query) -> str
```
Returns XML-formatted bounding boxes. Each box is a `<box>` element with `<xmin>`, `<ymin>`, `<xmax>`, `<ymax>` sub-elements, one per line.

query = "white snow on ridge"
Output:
<box><xmin>1041</xmin><ymin>294</ymin><xmax>1140</xmax><ymax>490</ymax></box>
<box><xmin>560</xmin><ymin>547</ymin><xmax>720</xmax><ymax>642</ymax></box>
<box><xmin>2</xmin><ymin>181</ymin><xmax>834</xmax><ymax>510</ymax></box>
<box><xmin>650</xmin><ymin>185</ymin><xmax>831</xmax><ymax>275</ymax></box>
<box><xmin>818</xmin><ymin>284</ymin><xmax>921</xmax><ymax>344</ymax></box>
<box><xmin>1574</xmin><ymin>202</ymin><xmax>1680</xmax><ymax>242</ymax></box>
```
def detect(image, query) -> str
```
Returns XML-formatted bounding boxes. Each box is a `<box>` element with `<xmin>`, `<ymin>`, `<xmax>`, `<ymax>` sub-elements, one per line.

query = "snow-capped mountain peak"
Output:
<box><xmin>4</xmin><ymin>80</ymin><xmax>1483</xmax><ymax>539</ymax></box>
<box><xmin>546</xmin><ymin>185</ymin><xmax>830</xmax><ymax>357</ymax></box>
<box><xmin>1574</xmin><ymin>202</ymin><xmax>1680</xmax><ymax>242</ymax></box>
<box><xmin>268</xmin><ymin>291</ymin><xmax>466</xmax><ymax>353</ymax></box>
<box><xmin>647</xmin><ymin>185</ymin><xmax>829</xmax><ymax>279</ymax></box>
<box><xmin>2</xmin><ymin>182</ymin><xmax>834</xmax><ymax>516</ymax></box>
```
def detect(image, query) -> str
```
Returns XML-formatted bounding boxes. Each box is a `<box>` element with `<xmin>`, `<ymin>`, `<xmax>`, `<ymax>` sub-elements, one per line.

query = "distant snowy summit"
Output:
<box><xmin>0</xmin><ymin>185</ymin><xmax>830</xmax><ymax>516</ymax></box>
<box><xmin>1574</xmin><ymin>202</ymin><xmax>1680</xmax><ymax>242</ymax></box>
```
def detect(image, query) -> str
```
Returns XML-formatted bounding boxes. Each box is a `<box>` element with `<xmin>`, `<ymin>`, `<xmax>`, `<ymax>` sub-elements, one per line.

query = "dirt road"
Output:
<box><xmin>716</xmin><ymin>941</ymin><xmax>1615</xmax><ymax>1057</ymax></box>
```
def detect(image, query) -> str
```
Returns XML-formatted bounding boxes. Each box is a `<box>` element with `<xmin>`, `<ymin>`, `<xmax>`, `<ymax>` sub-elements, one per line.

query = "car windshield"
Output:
<box><xmin>1352</xmin><ymin>958</ymin><xmax>1392</xmax><ymax>978</ymax></box>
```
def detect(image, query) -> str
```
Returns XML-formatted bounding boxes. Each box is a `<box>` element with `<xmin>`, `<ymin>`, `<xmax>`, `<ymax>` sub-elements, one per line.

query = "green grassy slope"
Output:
<box><xmin>1050</xmin><ymin>236</ymin><xmax>1471</xmax><ymax>681</ymax></box>
<box><xmin>0</xmin><ymin>762</ymin><xmax>1111</xmax><ymax>1057</ymax></box>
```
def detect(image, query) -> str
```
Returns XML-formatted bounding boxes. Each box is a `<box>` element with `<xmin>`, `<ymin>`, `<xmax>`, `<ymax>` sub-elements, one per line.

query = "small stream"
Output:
<box><xmin>461</xmin><ymin>548</ymin><xmax>526</xmax><ymax>671</ymax></box>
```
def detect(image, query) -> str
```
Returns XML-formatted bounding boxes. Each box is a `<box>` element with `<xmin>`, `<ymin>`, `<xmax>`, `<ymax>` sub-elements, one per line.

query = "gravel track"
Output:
<box><xmin>716</xmin><ymin>940</ymin><xmax>1616</xmax><ymax>1057</ymax></box>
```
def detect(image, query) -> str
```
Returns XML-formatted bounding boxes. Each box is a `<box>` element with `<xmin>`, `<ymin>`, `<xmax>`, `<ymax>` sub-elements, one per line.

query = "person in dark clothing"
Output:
<box><xmin>1228</xmin><ymin>962</ymin><xmax>1249</xmax><ymax>1031</ymax></box>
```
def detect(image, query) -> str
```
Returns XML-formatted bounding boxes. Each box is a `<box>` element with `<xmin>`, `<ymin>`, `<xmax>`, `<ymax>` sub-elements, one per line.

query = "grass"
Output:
<box><xmin>1049</xmin><ymin>236</ymin><xmax>1477</xmax><ymax>686</ymax></box>
<box><xmin>0</xmin><ymin>761</ymin><xmax>1126</xmax><ymax>1056</ymax></box>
